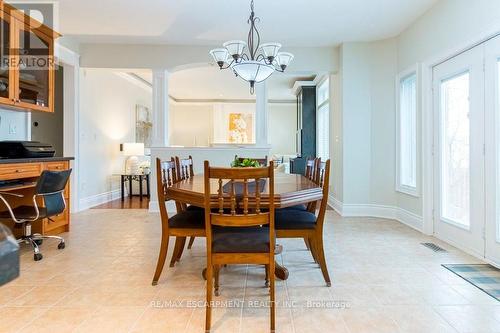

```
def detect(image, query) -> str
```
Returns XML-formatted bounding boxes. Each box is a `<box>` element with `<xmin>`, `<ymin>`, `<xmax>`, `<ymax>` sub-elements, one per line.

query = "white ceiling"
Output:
<box><xmin>134</xmin><ymin>66</ymin><xmax>312</xmax><ymax>101</ymax></box>
<box><xmin>58</xmin><ymin>0</ymin><xmax>438</xmax><ymax>47</ymax></box>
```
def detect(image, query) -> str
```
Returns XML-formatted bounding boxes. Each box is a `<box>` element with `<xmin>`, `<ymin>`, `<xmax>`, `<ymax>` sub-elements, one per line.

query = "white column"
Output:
<box><xmin>255</xmin><ymin>81</ymin><xmax>269</xmax><ymax>146</ymax></box>
<box><xmin>152</xmin><ymin>69</ymin><xmax>169</xmax><ymax>146</ymax></box>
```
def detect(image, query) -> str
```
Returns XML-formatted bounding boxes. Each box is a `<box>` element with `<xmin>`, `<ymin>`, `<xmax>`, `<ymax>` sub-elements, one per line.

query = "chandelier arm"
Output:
<box><xmin>241</xmin><ymin>54</ymin><xmax>250</xmax><ymax>61</ymax></box>
<box><xmin>255</xmin><ymin>54</ymin><xmax>265</xmax><ymax>62</ymax></box>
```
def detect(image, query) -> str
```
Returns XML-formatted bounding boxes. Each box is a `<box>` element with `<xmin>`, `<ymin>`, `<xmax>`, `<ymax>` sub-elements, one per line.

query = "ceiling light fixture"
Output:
<box><xmin>209</xmin><ymin>0</ymin><xmax>294</xmax><ymax>94</ymax></box>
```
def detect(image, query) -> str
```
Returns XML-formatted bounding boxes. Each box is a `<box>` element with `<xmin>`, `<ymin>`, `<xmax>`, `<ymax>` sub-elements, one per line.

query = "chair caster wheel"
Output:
<box><xmin>326</xmin><ymin>282</ymin><xmax>331</xmax><ymax>287</ymax></box>
<box><xmin>34</xmin><ymin>239</ymin><xmax>43</xmax><ymax>246</ymax></box>
<box><xmin>214</xmin><ymin>289</ymin><xmax>220</xmax><ymax>297</ymax></box>
<box><xmin>58</xmin><ymin>242</ymin><xmax>65</xmax><ymax>250</ymax></box>
<box><xmin>34</xmin><ymin>253</ymin><xmax>43</xmax><ymax>261</ymax></box>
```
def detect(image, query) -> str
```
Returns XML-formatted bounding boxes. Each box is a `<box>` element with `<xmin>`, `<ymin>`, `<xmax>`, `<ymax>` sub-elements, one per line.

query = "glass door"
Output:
<box><xmin>433</xmin><ymin>45</ymin><xmax>485</xmax><ymax>257</ymax></box>
<box><xmin>485</xmin><ymin>35</ymin><xmax>500</xmax><ymax>265</ymax></box>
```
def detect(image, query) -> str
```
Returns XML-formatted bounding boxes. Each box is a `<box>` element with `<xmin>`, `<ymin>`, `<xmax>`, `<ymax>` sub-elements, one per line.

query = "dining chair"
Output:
<box><xmin>234</xmin><ymin>155</ymin><xmax>268</xmax><ymax>166</ymax></box>
<box><xmin>275</xmin><ymin>159</ymin><xmax>331</xmax><ymax>286</ymax></box>
<box><xmin>175</xmin><ymin>155</ymin><xmax>195</xmax><ymax>181</ymax></box>
<box><xmin>285</xmin><ymin>157</ymin><xmax>320</xmax><ymax>212</ymax></box>
<box><xmin>175</xmin><ymin>155</ymin><xmax>199</xmax><ymax>249</ymax></box>
<box><xmin>203</xmin><ymin>161</ymin><xmax>276</xmax><ymax>332</ymax></box>
<box><xmin>152</xmin><ymin>157</ymin><xmax>205</xmax><ymax>286</ymax></box>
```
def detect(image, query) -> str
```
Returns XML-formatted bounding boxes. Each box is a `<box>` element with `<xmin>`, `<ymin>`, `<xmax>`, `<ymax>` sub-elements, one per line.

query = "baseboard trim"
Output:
<box><xmin>79</xmin><ymin>189</ymin><xmax>122</xmax><ymax>211</ymax></box>
<box><xmin>328</xmin><ymin>195</ymin><xmax>423</xmax><ymax>232</ymax></box>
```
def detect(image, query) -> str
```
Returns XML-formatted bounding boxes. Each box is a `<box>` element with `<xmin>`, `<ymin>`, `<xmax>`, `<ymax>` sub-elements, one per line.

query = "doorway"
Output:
<box><xmin>432</xmin><ymin>35</ymin><xmax>500</xmax><ymax>265</ymax></box>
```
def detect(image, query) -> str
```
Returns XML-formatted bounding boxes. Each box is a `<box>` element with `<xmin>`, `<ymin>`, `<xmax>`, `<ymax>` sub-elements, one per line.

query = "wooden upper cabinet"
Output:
<box><xmin>0</xmin><ymin>0</ymin><xmax>60</xmax><ymax>113</ymax></box>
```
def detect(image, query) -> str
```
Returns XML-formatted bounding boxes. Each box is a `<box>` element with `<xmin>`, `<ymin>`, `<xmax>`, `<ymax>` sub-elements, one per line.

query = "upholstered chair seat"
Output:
<box><xmin>212</xmin><ymin>226</ymin><xmax>270</xmax><ymax>253</ymax></box>
<box><xmin>275</xmin><ymin>209</ymin><xmax>316</xmax><ymax>229</ymax></box>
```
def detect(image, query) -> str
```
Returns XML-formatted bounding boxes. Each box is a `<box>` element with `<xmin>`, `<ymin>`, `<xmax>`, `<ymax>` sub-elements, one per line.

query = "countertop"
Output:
<box><xmin>0</xmin><ymin>157</ymin><xmax>74</xmax><ymax>164</ymax></box>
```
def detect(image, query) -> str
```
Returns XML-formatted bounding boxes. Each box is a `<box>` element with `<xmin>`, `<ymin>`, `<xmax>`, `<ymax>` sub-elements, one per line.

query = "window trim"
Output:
<box><xmin>396</xmin><ymin>65</ymin><xmax>420</xmax><ymax>197</ymax></box>
<box><xmin>316</xmin><ymin>76</ymin><xmax>330</xmax><ymax>160</ymax></box>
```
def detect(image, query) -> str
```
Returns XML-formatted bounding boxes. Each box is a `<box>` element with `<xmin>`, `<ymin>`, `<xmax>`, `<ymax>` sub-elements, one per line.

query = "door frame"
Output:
<box><xmin>421</xmin><ymin>22</ymin><xmax>500</xmax><ymax>266</ymax></box>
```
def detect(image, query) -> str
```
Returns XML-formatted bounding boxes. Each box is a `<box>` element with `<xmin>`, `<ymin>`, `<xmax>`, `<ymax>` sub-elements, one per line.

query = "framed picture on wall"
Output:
<box><xmin>135</xmin><ymin>104</ymin><xmax>152</xmax><ymax>148</ymax></box>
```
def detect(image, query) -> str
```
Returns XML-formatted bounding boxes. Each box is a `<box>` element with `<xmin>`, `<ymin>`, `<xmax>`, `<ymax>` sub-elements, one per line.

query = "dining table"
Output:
<box><xmin>166</xmin><ymin>172</ymin><xmax>323</xmax><ymax>280</ymax></box>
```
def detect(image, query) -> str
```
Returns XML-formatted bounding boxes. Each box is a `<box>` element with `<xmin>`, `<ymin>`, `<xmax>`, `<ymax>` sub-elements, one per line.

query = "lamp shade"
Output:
<box><xmin>121</xmin><ymin>143</ymin><xmax>144</xmax><ymax>156</ymax></box>
<box><xmin>275</xmin><ymin>52</ymin><xmax>294</xmax><ymax>70</ymax></box>
<box><xmin>260</xmin><ymin>42</ymin><xmax>281</xmax><ymax>60</ymax></box>
<box><xmin>232</xmin><ymin>60</ymin><xmax>275</xmax><ymax>83</ymax></box>
<box><xmin>223</xmin><ymin>40</ymin><xmax>246</xmax><ymax>58</ymax></box>
<box><xmin>209</xmin><ymin>48</ymin><xmax>229</xmax><ymax>64</ymax></box>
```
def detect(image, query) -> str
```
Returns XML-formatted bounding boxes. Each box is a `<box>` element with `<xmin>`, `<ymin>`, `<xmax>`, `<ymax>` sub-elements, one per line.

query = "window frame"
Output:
<box><xmin>396</xmin><ymin>65</ymin><xmax>420</xmax><ymax>197</ymax></box>
<box><xmin>316</xmin><ymin>76</ymin><xmax>330</xmax><ymax>161</ymax></box>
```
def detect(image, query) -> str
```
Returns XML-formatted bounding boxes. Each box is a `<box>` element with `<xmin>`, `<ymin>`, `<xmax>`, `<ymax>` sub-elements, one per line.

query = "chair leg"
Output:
<box><xmin>313</xmin><ymin>234</ymin><xmax>331</xmax><ymax>287</ymax></box>
<box><xmin>176</xmin><ymin>237</ymin><xmax>187</xmax><ymax>262</ymax></box>
<box><xmin>303</xmin><ymin>237</ymin><xmax>310</xmax><ymax>250</ymax></box>
<box><xmin>308</xmin><ymin>236</ymin><xmax>319</xmax><ymax>263</ymax></box>
<box><xmin>206</xmin><ymin>263</ymin><xmax>213</xmax><ymax>333</ymax></box>
<box><xmin>214</xmin><ymin>265</ymin><xmax>220</xmax><ymax>296</ymax></box>
<box><xmin>187</xmin><ymin>236</ymin><xmax>195</xmax><ymax>249</ymax></box>
<box><xmin>152</xmin><ymin>233</ymin><xmax>170</xmax><ymax>285</ymax></box>
<box><xmin>169</xmin><ymin>237</ymin><xmax>184</xmax><ymax>267</ymax></box>
<box><xmin>265</xmin><ymin>264</ymin><xmax>270</xmax><ymax>288</ymax></box>
<box><xmin>269</xmin><ymin>260</ymin><xmax>276</xmax><ymax>332</ymax></box>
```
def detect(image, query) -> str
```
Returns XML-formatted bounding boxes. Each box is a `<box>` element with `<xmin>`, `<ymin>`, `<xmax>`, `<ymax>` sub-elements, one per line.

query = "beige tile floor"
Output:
<box><xmin>1</xmin><ymin>209</ymin><xmax>499</xmax><ymax>333</ymax></box>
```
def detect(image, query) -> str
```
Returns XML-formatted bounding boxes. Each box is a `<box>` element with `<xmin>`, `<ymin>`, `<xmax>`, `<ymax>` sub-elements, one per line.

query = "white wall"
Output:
<box><xmin>168</xmin><ymin>102</ymin><xmax>296</xmax><ymax>156</ymax></box>
<box><xmin>79</xmin><ymin>69</ymin><xmax>152</xmax><ymax>209</ymax></box>
<box><xmin>268</xmin><ymin>103</ymin><xmax>296</xmax><ymax>155</ymax></box>
<box><xmin>330</xmin><ymin>0</ymin><xmax>500</xmax><ymax>229</ymax></box>
<box><xmin>168</xmin><ymin>103</ymin><xmax>213</xmax><ymax>147</ymax></box>
<box><xmin>79</xmin><ymin>44</ymin><xmax>339</xmax><ymax>74</ymax></box>
<box><xmin>395</xmin><ymin>0</ymin><xmax>500</xmax><ymax>216</ymax></box>
<box><xmin>0</xmin><ymin>109</ymin><xmax>29</xmax><ymax>141</ymax></box>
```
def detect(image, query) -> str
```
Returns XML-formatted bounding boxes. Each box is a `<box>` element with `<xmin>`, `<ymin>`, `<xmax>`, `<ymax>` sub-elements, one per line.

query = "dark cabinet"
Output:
<box><xmin>291</xmin><ymin>86</ymin><xmax>316</xmax><ymax>175</ymax></box>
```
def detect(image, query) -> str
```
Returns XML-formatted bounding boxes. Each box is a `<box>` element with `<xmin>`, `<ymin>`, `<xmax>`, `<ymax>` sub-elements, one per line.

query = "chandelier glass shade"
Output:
<box><xmin>209</xmin><ymin>0</ymin><xmax>294</xmax><ymax>94</ymax></box>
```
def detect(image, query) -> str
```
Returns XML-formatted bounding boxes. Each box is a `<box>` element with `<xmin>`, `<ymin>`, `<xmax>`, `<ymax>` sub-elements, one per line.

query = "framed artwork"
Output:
<box><xmin>228</xmin><ymin>113</ymin><xmax>253</xmax><ymax>143</ymax></box>
<box><xmin>135</xmin><ymin>104</ymin><xmax>152</xmax><ymax>148</ymax></box>
<box><xmin>212</xmin><ymin>104</ymin><xmax>255</xmax><ymax>144</ymax></box>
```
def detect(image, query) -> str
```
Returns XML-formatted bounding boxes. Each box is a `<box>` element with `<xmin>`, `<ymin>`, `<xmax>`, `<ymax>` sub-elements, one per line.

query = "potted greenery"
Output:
<box><xmin>231</xmin><ymin>156</ymin><xmax>262</xmax><ymax>168</ymax></box>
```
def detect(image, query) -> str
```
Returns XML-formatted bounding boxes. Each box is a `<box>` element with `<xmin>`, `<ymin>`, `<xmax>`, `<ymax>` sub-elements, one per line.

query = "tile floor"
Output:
<box><xmin>1</xmin><ymin>209</ymin><xmax>499</xmax><ymax>333</ymax></box>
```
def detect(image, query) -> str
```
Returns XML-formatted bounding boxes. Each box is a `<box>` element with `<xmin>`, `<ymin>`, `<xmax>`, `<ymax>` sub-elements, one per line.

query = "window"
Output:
<box><xmin>440</xmin><ymin>72</ymin><xmax>470</xmax><ymax>227</ymax></box>
<box><xmin>396</xmin><ymin>69</ymin><xmax>418</xmax><ymax>195</ymax></box>
<box><xmin>316</xmin><ymin>78</ymin><xmax>329</xmax><ymax>160</ymax></box>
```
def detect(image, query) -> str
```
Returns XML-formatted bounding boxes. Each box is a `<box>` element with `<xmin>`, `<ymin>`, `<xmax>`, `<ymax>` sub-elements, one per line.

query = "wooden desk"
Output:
<box><xmin>166</xmin><ymin>173</ymin><xmax>323</xmax><ymax>280</ymax></box>
<box><xmin>0</xmin><ymin>157</ymin><xmax>73</xmax><ymax>236</ymax></box>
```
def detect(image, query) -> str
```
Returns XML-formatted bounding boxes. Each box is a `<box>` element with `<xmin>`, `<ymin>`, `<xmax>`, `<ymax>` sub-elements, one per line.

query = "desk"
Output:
<box><xmin>0</xmin><ymin>157</ymin><xmax>73</xmax><ymax>236</ymax></box>
<box><xmin>119</xmin><ymin>174</ymin><xmax>150</xmax><ymax>201</ymax></box>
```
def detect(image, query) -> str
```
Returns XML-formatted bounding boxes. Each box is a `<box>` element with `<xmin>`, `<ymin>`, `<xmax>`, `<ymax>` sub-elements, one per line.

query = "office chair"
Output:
<box><xmin>0</xmin><ymin>169</ymin><xmax>72</xmax><ymax>261</ymax></box>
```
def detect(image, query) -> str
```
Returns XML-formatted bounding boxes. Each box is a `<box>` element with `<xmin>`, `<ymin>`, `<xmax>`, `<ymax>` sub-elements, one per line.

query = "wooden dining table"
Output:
<box><xmin>166</xmin><ymin>172</ymin><xmax>323</xmax><ymax>280</ymax></box>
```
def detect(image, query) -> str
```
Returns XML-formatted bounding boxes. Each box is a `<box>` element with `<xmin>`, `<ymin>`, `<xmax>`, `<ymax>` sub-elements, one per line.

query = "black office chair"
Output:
<box><xmin>0</xmin><ymin>169</ymin><xmax>72</xmax><ymax>261</ymax></box>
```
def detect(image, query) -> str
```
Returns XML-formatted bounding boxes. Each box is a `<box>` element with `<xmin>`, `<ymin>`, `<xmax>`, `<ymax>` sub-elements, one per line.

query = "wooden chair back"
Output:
<box><xmin>175</xmin><ymin>155</ymin><xmax>194</xmax><ymax>180</ymax></box>
<box><xmin>305</xmin><ymin>157</ymin><xmax>320</xmax><ymax>181</ymax></box>
<box><xmin>156</xmin><ymin>157</ymin><xmax>182</xmax><ymax>220</ymax></box>
<box><xmin>314</xmin><ymin>159</ymin><xmax>331</xmax><ymax>230</ymax></box>
<box><xmin>234</xmin><ymin>155</ymin><xmax>268</xmax><ymax>166</ymax></box>
<box><xmin>204</xmin><ymin>161</ymin><xmax>275</xmax><ymax>229</ymax></box>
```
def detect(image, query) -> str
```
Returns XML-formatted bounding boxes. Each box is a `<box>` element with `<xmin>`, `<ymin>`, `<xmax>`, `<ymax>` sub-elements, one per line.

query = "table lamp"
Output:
<box><xmin>121</xmin><ymin>142</ymin><xmax>144</xmax><ymax>174</ymax></box>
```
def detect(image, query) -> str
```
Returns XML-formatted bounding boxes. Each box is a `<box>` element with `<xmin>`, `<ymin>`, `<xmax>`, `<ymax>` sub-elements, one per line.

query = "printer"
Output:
<box><xmin>0</xmin><ymin>141</ymin><xmax>56</xmax><ymax>159</ymax></box>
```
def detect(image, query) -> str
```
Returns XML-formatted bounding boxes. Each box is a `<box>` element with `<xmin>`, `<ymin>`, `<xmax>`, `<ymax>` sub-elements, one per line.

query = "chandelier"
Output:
<box><xmin>209</xmin><ymin>0</ymin><xmax>294</xmax><ymax>94</ymax></box>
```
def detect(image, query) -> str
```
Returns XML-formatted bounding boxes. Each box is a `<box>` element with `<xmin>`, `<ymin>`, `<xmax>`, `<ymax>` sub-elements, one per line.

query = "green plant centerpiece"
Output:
<box><xmin>231</xmin><ymin>156</ymin><xmax>261</xmax><ymax>168</ymax></box>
